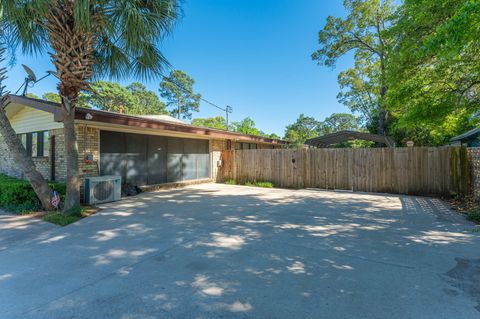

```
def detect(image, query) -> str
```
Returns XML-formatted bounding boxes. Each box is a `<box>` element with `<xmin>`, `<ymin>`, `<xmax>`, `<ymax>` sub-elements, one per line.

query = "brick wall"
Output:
<box><xmin>76</xmin><ymin>125</ymin><xmax>100</xmax><ymax>179</ymax></box>
<box><xmin>0</xmin><ymin>132</ymin><xmax>23</xmax><ymax>179</ymax></box>
<box><xmin>0</xmin><ymin>131</ymin><xmax>51</xmax><ymax>180</ymax></box>
<box><xmin>468</xmin><ymin>148</ymin><xmax>480</xmax><ymax>201</ymax></box>
<box><xmin>0</xmin><ymin>125</ymin><xmax>100</xmax><ymax>185</ymax></box>
<box><xmin>50</xmin><ymin>128</ymin><xmax>65</xmax><ymax>181</ymax></box>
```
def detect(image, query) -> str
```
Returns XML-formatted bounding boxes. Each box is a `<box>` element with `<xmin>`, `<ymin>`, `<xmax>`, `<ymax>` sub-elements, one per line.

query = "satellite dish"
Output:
<box><xmin>15</xmin><ymin>65</ymin><xmax>53</xmax><ymax>96</ymax></box>
<box><xmin>22</xmin><ymin>64</ymin><xmax>37</xmax><ymax>82</ymax></box>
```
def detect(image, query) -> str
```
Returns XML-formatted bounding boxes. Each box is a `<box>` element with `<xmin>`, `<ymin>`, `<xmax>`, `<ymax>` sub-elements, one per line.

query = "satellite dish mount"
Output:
<box><xmin>21</xmin><ymin>64</ymin><xmax>37</xmax><ymax>96</ymax></box>
<box><xmin>15</xmin><ymin>65</ymin><xmax>53</xmax><ymax>96</ymax></box>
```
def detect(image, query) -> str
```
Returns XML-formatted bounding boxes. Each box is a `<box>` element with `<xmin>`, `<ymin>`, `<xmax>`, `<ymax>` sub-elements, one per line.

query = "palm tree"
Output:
<box><xmin>1</xmin><ymin>0</ymin><xmax>179</xmax><ymax>214</ymax></box>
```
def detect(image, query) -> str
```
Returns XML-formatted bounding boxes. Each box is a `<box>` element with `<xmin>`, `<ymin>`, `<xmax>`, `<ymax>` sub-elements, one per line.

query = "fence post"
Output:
<box><xmin>232</xmin><ymin>149</ymin><xmax>237</xmax><ymax>182</ymax></box>
<box><xmin>303</xmin><ymin>148</ymin><xmax>309</xmax><ymax>188</ymax></box>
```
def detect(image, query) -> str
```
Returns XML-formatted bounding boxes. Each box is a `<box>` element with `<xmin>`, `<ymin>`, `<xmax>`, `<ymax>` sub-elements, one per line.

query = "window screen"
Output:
<box><xmin>18</xmin><ymin>131</ymin><xmax>49</xmax><ymax>157</ymax></box>
<box><xmin>43</xmin><ymin>132</ymin><xmax>49</xmax><ymax>157</ymax></box>
<box><xmin>31</xmin><ymin>133</ymin><xmax>38</xmax><ymax>157</ymax></box>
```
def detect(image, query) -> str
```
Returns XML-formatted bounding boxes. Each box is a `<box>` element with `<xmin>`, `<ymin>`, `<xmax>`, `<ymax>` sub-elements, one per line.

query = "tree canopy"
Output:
<box><xmin>159</xmin><ymin>70</ymin><xmax>201</xmax><ymax>120</ymax></box>
<box><xmin>42</xmin><ymin>92</ymin><xmax>61</xmax><ymax>103</ymax></box>
<box><xmin>313</xmin><ymin>0</ymin><xmax>479</xmax><ymax>146</ymax></box>
<box><xmin>81</xmin><ymin>81</ymin><xmax>168</xmax><ymax>115</ymax></box>
<box><xmin>191</xmin><ymin>116</ymin><xmax>227</xmax><ymax>130</ymax></box>
<box><xmin>313</xmin><ymin>0</ymin><xmax>396</xmax><ymax>136</ymax></box>
<box><xmin>284</xmin><ymin>113</ymin><xmax>362</xmax><ymax>148</ymax></box>
<box><xmin>232</xmin><ymin>117</ymin><xmax>262</xmax><ymax>136</ymax></box>
<box><xmin>386</xmin><ymin>0</ymin><xmax>480</xmax><ymax>145</ymax></box>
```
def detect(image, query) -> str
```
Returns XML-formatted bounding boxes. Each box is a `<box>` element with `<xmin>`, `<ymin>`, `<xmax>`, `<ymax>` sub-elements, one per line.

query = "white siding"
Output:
<box><xmin>10</xmin><ymin>106</ymin><xmax>63</xmax><ymax>134</ymax></box>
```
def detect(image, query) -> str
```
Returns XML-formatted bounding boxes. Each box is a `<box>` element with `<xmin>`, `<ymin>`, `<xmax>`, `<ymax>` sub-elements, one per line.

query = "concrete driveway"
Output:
<box><xmin>1</xmin><ymin>184</ymin><xmax>480</xmax><ymax>318</ymax></box>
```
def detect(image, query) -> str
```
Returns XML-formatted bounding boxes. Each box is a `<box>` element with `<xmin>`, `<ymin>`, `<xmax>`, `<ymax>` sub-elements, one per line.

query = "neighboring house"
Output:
<box><xmin>450</xmin><ymin>128</ymin><xmax>480</xmax><ymax>147</ymax></box>
<box><xmin>0</xmin><ymin>95</ymin><xmax>285</xmax><ymax>193</ymax></box>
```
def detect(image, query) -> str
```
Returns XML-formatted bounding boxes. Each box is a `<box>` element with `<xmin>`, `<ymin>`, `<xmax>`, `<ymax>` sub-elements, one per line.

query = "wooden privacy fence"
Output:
<box><xmin>220</xmin><ymin>147</ymin><xmax>469</xmax><ymax>196</ymax></box>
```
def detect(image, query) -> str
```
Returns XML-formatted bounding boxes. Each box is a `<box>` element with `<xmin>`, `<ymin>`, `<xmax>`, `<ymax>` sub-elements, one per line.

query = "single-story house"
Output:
<box><xmin>0</xmin><ymin>95</ymin><xmax>286</xmax><ymax>193</ymax></box>
<box><xmin>450</xmin><ymin>128</ymin><xmax>480</xmax><ymax>147</ymax></box>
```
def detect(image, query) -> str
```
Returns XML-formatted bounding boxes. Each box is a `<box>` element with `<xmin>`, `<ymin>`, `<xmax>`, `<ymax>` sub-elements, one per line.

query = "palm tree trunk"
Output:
<box><xmin>0</xmin><ymin>103</ymin><xmax>54</xmax><ymax>211</ymax></box>
<box><xmin>62</xmin><ymin>100</ymin><xmax>81</xmax><ymax>214</ymax></box>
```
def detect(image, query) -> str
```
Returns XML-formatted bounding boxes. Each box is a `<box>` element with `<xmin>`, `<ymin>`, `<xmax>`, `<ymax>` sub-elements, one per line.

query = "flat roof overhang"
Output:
<box><xmin>5</xmin><ymin>94</ymin><xmax>288</xmax><ymax>145</ymax></box>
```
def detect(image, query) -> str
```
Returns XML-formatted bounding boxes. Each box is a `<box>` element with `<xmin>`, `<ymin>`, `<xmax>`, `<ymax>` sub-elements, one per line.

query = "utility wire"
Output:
<box><xmin>158</xmin><ymin>70</ymin><xmax>233</xmax><ymax>129</ymax></box>
<box><xmin>158</xmin><ymin>71</ymin><xmax>230</xmax><ymax>112</ymax></box>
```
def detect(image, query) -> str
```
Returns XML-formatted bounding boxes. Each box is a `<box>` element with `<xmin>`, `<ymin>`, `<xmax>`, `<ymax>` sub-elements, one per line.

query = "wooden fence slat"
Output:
<box><xmin>219</xmin><ymin>147</ymin><xmax>469</xmax><ymax>196</ymax></box>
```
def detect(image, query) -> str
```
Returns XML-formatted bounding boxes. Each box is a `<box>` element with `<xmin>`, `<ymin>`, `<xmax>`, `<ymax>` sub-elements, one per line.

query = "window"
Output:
<box><xmin>43</xmin><ymin>131</ymin><xmax>49</xmax><ymax>157</ymax></box>
<box><xmin>17</xmin><ymin>131</ymin><xmax>49</xmax><ymax>157</ymax></box>
<box><xmin>20</xmin><ymin>134</ymin><xmax>27</xmax><ymax>150</ymax></box>
<box><xmin>31</xmin><ymin>133</ymin><xmax>38</xmax><ymax>157</ymax></box>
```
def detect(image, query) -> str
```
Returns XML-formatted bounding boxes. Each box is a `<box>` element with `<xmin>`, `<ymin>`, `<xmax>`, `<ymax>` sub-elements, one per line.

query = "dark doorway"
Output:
<box><xmin>100</xmin><ymin>131</ymin><xmax>210</xmax><ymax>186</ymax></box>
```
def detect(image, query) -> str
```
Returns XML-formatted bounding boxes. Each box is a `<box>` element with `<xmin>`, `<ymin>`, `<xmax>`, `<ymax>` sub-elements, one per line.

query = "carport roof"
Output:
<box><xmin>4</xmin><ymin>94</ymin><xmax>287</xmax><ymax>145</ymax></box>
<box><xmin>305</xmin><ymin>130</ymin><xmax>395</xmax><ymax>148</ymax></box>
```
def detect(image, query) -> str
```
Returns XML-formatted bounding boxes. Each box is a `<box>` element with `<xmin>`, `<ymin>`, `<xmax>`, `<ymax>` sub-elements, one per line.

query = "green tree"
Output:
<box><xmin>318</xmin><ymin>113</ymin><xmax>361</xmax><ymax>135</ymax></box>
<box><xmin>191</xmin><ymin>116</ymin><xmax>227</xmax><ymax>130</ymax></box>
<box><xmin>83</xmin><ymin>81</ymin><xmax>168</xmax><ymax>115</ymax></box>
<box><xmin>266</xmin><ymin>133</ymin><xmax>281</xmax><ymax>140</ymax></box>
<box><xmin>386</xmin><ymin>0</ymin><xmax>479</xmax><ymax>145</ymax></box>
<box><xmin>284</xmin><ymin>114</ymin><xmax>321</xmax><ymax>148</ymax></box>
<box><xmin>159</xmin><ymin>70</ymin><xmax>201</xmax><ymax>120</ymax></box>
<box><xmin>25</xmin><ymin>93</ymin><xmax>39</xmax><ymax>99</ymax></box>
<box><xmin>42</xmin><ymin>92</ymin><xmax>61</xmax><ymax>103</ymax></box>
<box><xmin>312</xmin><ymin>0</ymin><xmax>396</xmax><ymax>135</ymax></box>
<box><xmin>2</xmin><ymin>0</ymin><xmax>179</xmax><ymax>213</ymax></box>
<box><xmin>127</xmin><ymin>82</ymin><xmax>168</xmax><ymax>115</ymax></box>
<box><xmin>88</xmin><ymin>81</ymin><xmax>137</xmax><ymax>113</ymax></box>
<box><xmin>232</xmin><ymin>117</ymin><xmax>262</xmax><ymax>136</ymax></box>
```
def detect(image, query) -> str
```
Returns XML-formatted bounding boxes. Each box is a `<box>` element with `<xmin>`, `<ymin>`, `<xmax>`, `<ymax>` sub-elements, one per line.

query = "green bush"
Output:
<box><xmin>224</xmin><ymin>179</ymin><xmax>237</xmax><ymax>185</ymax></box>
<box><xmin>244</xmin><ymin>181</ymin><xmax>274</xmax><ymax>188</ymax></box>
<box><xmin>0</xmin><ymin>174</ymin><xmax>66</xmax><ymax>213</ymax></box>
<box><xmin>466</xmin><ymin>210</ymin><xmax>480</xmax><ymax>224</ymax></box>
<box><xmin>225</xmin><ymin>179</ymin><xmax>274</xmax><ymax>188</ymax></box>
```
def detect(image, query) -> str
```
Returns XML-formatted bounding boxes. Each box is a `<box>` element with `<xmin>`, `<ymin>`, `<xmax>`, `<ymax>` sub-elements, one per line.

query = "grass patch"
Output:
<box><xmin>42</xmin><ymin>207</ymin><xmax>98</xmax><ymax>226</ymax></box>
<box><xmin>225</xmin><ymin>179</ymin><xmax>274</xmax><ymax>188</ymax></box>
<box><xmin>244</xmin><ymin>181</ymin><xmax>274</xmax><ymax>188</ymax></box>
<box><xmin>42</xmin><ymin>212</ymin><xmax>83</xmax><ymax>226</ymax></box>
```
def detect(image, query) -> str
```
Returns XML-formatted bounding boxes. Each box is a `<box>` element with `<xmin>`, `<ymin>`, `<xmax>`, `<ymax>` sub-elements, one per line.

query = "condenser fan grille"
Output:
<box><xmin>93</xmin><ymin>181</ymin><xmax>114</xmax><ymax>201</ymax></box>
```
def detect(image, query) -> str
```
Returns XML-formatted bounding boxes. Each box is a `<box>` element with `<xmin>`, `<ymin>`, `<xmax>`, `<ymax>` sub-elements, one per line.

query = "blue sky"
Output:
<box><xmin>4</xmin><ymin>0</ymin><xmax>353</xmax><ymax>137</ymax></box>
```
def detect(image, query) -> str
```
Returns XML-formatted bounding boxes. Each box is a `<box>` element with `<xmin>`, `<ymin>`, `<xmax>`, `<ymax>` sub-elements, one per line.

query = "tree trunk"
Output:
<box><xmin>377</xmin><ymin>108</ymin><xmax>387</xmax><ymax>136</ymax></box>
<box><xmin>62</xmin><ymin>101</ymin><xmax>81</xmax><ymax>214</ymax></box>
<box><xmin>0</xmin><ymin>103</ymin><xmax>54</xmax><ymax>210</ymax></box>
<box><xmin>378</xmin><ymin>56</ymin><xmax>388</xmax><ymax>136</ymax></box>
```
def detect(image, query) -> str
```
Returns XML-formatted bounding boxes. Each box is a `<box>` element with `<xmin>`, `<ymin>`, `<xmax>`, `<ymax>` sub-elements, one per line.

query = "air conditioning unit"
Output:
<box><xmin>84</xmin><ymin>176</ymin><xmax>122</xmax><ymax>205</ymax></box>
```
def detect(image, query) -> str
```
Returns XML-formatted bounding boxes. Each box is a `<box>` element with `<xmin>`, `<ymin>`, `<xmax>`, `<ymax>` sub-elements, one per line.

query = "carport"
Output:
<box><xmin>100</xmin><ymin>131</ymin><xmax>210</xmax><ymax>186</ymax></box>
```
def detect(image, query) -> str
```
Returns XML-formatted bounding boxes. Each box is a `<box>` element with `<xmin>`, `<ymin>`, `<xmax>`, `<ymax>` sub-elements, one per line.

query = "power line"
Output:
<box><xmin>159</xmin><ymin>70</ymin><xmax>233</xmax><ymax>129</ymax></box>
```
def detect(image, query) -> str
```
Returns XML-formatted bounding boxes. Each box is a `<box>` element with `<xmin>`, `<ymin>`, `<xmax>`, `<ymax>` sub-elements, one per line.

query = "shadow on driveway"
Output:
<box><xmin>0</xmin><ymin>184</ymin><xmax>479</xmax><ymax>319</ymax></box>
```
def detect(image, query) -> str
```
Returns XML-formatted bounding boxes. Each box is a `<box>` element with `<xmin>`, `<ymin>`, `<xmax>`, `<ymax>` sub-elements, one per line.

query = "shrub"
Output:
<box><xmin>466</xmin><ymin>210</ymin><xmax>480</xmax><ymax>224</ymax></box>
<box><xmin>0</xmin><ymin>174</ymin><xmax>66</xmax><ymax>213</ymax></box>
<box><xmin>244</xmin><ymin>181</ymin><xmax>274</xmax><ymax>188</ymax></box>
<box><xmin>254</xmin><ymin>181</ymin><xmax>274</xmax><ymax>188</ymax></box>
<box><xmin>225</xmin><ymin>179</ymin><xmax>274</xmax><ymax>188</ymax></box>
